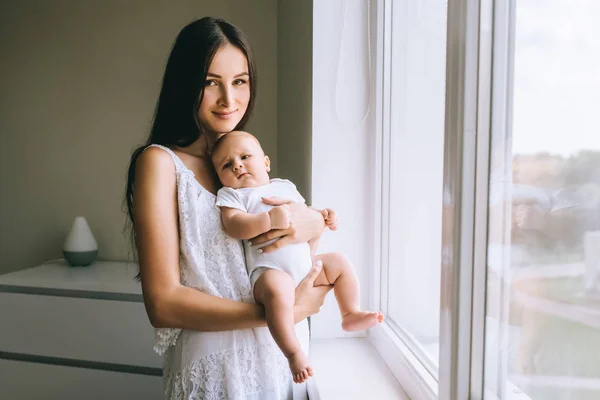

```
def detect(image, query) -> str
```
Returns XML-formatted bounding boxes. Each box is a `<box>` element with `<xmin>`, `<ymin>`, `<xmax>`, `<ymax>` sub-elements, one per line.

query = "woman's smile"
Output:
<box><xmin>213</xmin><ymin>110</ymin><xmax>238</xmax><ymax>119</ymax></box>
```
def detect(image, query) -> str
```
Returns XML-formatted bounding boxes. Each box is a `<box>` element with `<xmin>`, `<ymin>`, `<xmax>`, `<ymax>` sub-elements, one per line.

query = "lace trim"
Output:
<box><xmin>164</xmin><ymin>344</ymin><xmax>290</xmax><ymax>400</ymax></box>
<box><xmin>154</xmin><ymin>327</ymin><xmax>182</xmax><ymax>356</ymax></box>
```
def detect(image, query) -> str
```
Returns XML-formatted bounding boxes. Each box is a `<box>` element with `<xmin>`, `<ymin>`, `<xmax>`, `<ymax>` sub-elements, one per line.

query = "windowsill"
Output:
<box><xmin>308</xmin><ymin>337</ymin><xmax>410</xmax><ymax>400</ymax></box>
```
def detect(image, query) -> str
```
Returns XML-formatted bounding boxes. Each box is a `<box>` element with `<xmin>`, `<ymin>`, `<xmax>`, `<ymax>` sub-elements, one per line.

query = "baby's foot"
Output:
<box><xmin>288</xmin><ymin>351</ymin><xmax>314</xmax><ymax>384</ymax></box>
<box><xmin>342</xmin><ymin>311</ymin><xmax>385</xmax><ymax>332</ymax></box>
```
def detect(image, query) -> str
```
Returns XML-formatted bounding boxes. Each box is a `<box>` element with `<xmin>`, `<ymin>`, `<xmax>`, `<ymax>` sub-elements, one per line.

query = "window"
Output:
<box><xmin>484</xmin><ymin>1</ymin><xmax>600</xmax><ymax>399</ymax></box>
<box><xmin>374</xmin><ymin>0</ymin><xmax>448</xmax><ymax>392</ymax></box>
<box><xmin>372</xmin><ymin>0</ymin><xmax>600</xmax><ymax>399</ymax></box>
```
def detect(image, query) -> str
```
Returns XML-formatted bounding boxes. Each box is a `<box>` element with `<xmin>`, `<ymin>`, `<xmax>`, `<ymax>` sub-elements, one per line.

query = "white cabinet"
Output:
<box><xmin>0</xmin><ymin>359</ymin><xmax>162</xmax><ymax>400</ymax></box>
<box><xmin>0</xmin><ymin>261</ymin><xmax>163</xmax><ymax>400</ymax></box>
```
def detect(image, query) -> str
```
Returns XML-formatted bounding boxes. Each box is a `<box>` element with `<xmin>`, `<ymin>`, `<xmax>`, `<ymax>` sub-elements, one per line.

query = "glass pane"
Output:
<box><xmin>387</xmin><ymin>0</ymin><xmax>447</xmax><ymax>372</ymax></box>
<box><xmin>485</xmin><ymin>1</ymin><xmax>600</xmax><ymax>399</ymax></box>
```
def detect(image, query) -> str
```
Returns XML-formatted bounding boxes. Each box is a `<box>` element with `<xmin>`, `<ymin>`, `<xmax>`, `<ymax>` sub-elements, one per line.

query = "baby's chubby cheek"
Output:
<box><xmin>221</xmin><ymin>175</ymin><xmax>241</xmax><ymax>189</ymax></box>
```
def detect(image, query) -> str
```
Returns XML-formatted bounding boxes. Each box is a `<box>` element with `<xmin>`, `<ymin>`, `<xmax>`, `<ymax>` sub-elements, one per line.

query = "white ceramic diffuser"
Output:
<box><xmin>63</xmin><ymin>216</ymin><xmax>98</xmax><ymax>267</ymax></box>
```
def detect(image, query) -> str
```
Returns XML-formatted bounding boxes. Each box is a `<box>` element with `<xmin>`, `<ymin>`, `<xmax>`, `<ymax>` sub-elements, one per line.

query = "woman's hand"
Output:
<box><xmin>268</xmin><ymin>205</ymin><xmax>292</xmax><ymax>229</ymax></box>
<box><xmin>294</xmin><ymin>260</ymin><xmax>332</xmax><ymax>323</ymax></box>
<box><xmin>251</xmin><ymin>197</ymin><xmax>325</xmax><ymax>253</ymax></box>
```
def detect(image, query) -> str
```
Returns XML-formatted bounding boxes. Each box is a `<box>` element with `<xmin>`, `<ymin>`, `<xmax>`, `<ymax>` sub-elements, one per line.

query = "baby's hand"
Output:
<box><xmin>321</xmin><ymin>208</ymin><xmax>339</xmax><ymax>231</ymax></box>
<box><xmin>268</xmin><ymin>205</ymin><xmax>291</xmax><ymax>229</ymax></box>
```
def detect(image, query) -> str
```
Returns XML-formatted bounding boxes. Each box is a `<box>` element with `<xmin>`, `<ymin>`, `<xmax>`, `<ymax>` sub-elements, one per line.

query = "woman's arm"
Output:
<box><xmin>134</xmin><ymin>148</ymin><xmax>266</xmax><ymax>330</ymax></box>
<box><xmin>133</xmin><ymin>148</ymin><xmax>325</xmax><ymax>330</ymax></box>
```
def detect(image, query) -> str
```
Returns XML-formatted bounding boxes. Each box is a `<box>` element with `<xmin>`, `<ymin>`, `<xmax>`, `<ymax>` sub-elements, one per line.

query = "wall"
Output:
<box><xmin>0</xmin><ymin>0</ymin><xmax>277</xmax><ymax>274</ymax></box>
<box><xmin>310</xmin><ymin>0</ymin><xmax>377</xmax><ymax>338</ymax></box>
<box><xmin>276</xmin><ymin>0</ymin><xmax>313</xmax><ymax>200</ymax></box>
<box><xmin>277</xmin><ymin>0</ymin><xmax>377</xmax><ymax>339</ymax></box>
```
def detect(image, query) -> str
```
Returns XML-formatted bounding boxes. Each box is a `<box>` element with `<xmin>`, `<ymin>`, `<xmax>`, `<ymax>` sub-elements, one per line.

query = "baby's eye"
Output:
<box><xmin>222</xmin><ymin>162</ymin><xmax>231</xmax><ymax>170</ymax></box>
<box><xmin>241</xmin><ymin>155</ymin><xmax>250</xmax><ymax>160</ymax></box>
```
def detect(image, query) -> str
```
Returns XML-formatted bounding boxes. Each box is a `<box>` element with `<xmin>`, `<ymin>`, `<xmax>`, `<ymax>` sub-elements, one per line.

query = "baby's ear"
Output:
<box><xmin>264</xmin><ymin>155</ymin><xmax>271</xmax><ymax>172</ymax></box>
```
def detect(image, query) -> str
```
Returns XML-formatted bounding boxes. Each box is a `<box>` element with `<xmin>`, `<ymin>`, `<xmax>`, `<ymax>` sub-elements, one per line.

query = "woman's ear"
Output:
<box><xmin>264</xmin><ymin>155</ymin><xmax>271</xmax><ymax>172</ymax></box>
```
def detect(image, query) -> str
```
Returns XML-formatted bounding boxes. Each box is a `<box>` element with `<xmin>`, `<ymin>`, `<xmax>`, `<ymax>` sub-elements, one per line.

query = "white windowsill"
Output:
<box><xmin>308</xmin><ymin>338</ymin><xmax>410</xmax><ymax>400</ymax></box>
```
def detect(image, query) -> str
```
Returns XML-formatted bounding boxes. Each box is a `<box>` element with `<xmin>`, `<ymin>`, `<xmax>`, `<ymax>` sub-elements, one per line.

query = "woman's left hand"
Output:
<box><xmin>250</xmin><ymin>197</ymin><xmax>325</xmax><ymax>253</ymax></box>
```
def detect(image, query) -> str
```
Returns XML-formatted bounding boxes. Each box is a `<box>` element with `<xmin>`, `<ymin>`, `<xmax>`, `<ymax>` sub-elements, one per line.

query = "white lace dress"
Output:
<box><xmin>148</xmin><ymin>145</ymin><xmax>310</xmax><ymax>400</ymax></box>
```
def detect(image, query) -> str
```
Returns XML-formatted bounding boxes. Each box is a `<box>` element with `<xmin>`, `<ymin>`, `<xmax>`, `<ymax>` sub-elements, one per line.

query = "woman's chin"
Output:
<box><xmin>206</xmin><ymin>120</ymin><xmax>240</xmax><ymax>134</ymax></box>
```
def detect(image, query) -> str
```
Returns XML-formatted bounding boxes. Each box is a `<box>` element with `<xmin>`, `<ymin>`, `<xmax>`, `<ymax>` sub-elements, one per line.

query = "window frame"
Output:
<box><xmin>368</xmin><ymin>0</ymin><xmax>515</xmax><ymax>399</ymax></box>
<box><xmin>369</xmin><ymin>0</ymin><xmax>441</xmax><ymax>398</ymax></box>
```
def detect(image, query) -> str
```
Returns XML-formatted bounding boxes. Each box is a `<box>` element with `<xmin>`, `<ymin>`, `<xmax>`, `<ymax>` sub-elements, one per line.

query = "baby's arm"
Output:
<box><xmin>221</xmin><ymin>206</ymin><xmax>291</xmax><ymax>240</ymax></box>
<box><xmin>309</xmin><ymin>207</ymin><xmax>339</xmax><ymax>231</ymax></box>
<box><xmin>307</xmin><ymin>207</ymin><xmax>338</xmax><ymax>255</ymax></box>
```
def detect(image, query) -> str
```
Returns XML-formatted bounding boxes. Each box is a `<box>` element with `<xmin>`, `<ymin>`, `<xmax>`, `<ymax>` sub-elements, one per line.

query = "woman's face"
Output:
<box><xmin>198</xmin><ymin>44</ymin><xmax>251</xmax><ymax>137</ymax></box>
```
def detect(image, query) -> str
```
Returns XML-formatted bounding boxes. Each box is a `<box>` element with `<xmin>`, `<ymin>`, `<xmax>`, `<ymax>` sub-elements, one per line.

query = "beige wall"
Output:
<box><xmin>276</xmin><ymin>0</ymin><xmax>313</xmax><ymax>202</ymax></box>
<box><xmin>0</xmin><ymin>0</ymin><xmax>278</xmax><ymax>274</ymax></box>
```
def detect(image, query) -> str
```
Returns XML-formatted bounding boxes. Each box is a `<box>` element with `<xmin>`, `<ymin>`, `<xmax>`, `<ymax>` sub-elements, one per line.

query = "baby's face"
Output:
<box><xmin>212</xmin><ymin>133</ymin><xmax>271</xmax><ymax>189</ymax></box>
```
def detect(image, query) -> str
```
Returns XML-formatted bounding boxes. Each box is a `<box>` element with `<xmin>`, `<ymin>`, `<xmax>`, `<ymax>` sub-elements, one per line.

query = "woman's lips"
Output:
<box><xmin>213</xmin><ymin>110</ymin><xmax>237</xmax><ymax>120</ymax></box>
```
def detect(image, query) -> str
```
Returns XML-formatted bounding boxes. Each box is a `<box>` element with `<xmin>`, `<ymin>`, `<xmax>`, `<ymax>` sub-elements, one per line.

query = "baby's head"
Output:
<box><xmin>211</xmin><ymin>131</ymin><xmax>271</xmax><ymax>189</ymax></box>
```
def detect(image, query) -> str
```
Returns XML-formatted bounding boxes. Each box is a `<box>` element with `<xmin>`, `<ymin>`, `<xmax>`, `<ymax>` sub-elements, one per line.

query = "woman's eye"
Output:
<box><xmin>233</xmin><ymin>79</ymin><xmax>247</xmax><ymax>85</ymax></box>
<box><xmin>205</xmin><ymin>80</ymin><xmax>217</xmax><ymax>87</ymax></box>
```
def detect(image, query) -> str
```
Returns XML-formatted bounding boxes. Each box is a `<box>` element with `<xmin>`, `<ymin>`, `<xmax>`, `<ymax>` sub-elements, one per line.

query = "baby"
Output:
<box><xmin>212</xmin><ymin>131</ymin><xmax>384</xmax><ymax>384</ymax></box>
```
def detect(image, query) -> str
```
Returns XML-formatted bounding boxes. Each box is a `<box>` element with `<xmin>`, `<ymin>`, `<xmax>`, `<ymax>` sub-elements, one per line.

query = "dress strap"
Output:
<box><xmin>145</xmin><ymin>144</ymin><xmax>190</xmax><ymax>175</ymax></box>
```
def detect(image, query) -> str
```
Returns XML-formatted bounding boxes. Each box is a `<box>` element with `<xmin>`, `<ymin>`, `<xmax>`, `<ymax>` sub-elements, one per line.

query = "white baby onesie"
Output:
<box><xmin>215</xmin><ymin>178</ymin><xmax>313</xmax><ymax>289</ymax></box>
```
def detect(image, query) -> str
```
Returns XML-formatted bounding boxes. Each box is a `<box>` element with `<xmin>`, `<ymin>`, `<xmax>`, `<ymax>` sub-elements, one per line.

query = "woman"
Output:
<box><xmin>124</xmin><ymin>17</ymin><xmax>330</xmax><ymax>400</ymax></box>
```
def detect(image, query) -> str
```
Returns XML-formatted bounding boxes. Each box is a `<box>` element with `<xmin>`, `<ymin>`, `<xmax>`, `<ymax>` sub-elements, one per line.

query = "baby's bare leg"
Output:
<box><xmin>254</xmin><ymin>269</ymin><xmax>313</xmax><ymax>384</ymax></box>
<box><xmin>313</xmin><ymin>252</ymin><xmax>384</xmax><ymax>331</ymax></box>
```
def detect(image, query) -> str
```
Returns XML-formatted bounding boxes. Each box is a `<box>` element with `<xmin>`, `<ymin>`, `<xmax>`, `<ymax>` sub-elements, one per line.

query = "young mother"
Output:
<box><xmin>124</xmin><ymin>17</ymin><xmax>330</xmax><ymax>400</ymax></box>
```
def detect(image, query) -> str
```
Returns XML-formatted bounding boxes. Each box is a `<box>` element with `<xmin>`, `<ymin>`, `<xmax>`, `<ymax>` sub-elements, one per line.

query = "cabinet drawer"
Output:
<box><xmin>0</xmin><ymin>359</ymin><xmax>162</xmax><ymax>400</ymax></box>
<box><xmin>0</xmin><ymin>293</ymin><xmax>161</xmax><ymax>368</ymax></box>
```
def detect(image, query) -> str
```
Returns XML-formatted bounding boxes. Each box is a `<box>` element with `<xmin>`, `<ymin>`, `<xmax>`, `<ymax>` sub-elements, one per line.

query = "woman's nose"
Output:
<box><xmin>219</xmin><ymin>85</ymin><xmax>232</xmax><ymax>107</ymax></box>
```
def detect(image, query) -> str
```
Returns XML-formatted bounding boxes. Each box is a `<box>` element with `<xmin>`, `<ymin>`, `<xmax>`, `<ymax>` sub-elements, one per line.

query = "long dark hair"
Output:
<box><xmin>124</xmin><ymin>17</ymin><xmax>257</xmax><ymax>258</ymax></box>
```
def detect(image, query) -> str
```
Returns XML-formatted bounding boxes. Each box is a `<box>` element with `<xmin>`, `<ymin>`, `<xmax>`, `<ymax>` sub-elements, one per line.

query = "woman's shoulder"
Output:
<box><xmin>135</xmin><ymin>146</ymin><xmax>178</xmax><ymax>183</ymax></box>
<box><xmin>137</xmin><ymin>146</ymin><xmax>176</xmax><ymax>169</ymax></box>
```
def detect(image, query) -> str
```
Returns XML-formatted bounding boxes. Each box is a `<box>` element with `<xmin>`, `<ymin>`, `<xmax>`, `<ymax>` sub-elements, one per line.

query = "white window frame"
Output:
<box><xmin>438</xmin><ymin>0</ymin><xmax>492</xmax><ymax>397</ymax></box>
<box><xmin>369</xmin><ymin>0</ymin><xmax>441</xmax><ymax>398</ymax></box>
<box><xmin>368</xmin><ymin>0</ymin><xmax>522</xmax><ymax>399</ymax></box>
